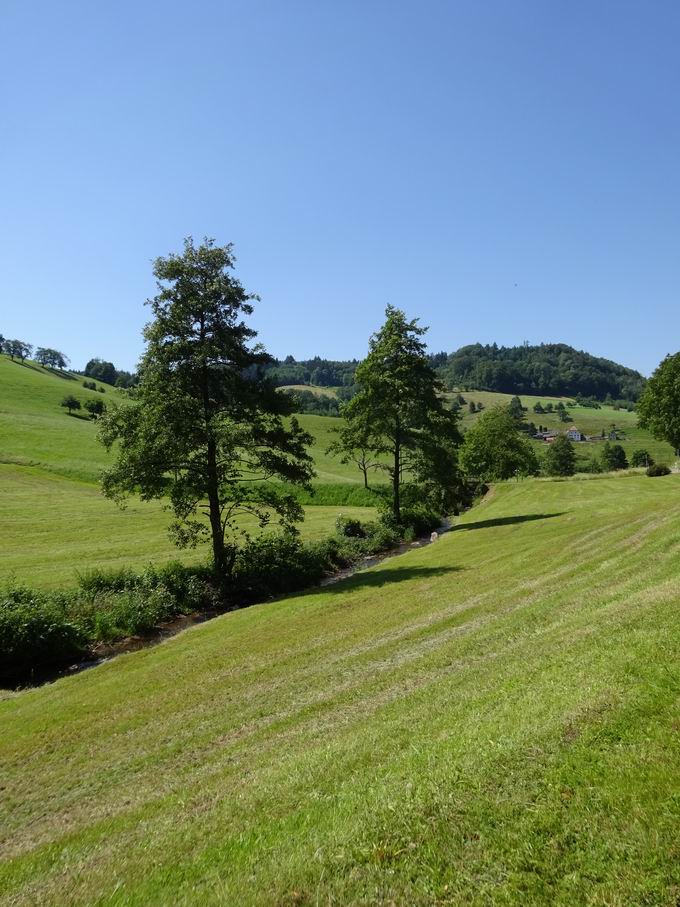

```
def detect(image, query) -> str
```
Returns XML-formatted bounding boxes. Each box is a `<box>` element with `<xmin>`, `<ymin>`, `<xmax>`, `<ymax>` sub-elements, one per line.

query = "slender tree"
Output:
<box><xmin>99</xmin><ymin>238</ymin><xmax>315</xmax><ymax>581</ymax></box>
<box><xmin>341</xmin><ymin>306</ymin><xmax>461</xmax><ymax>522</ymax></box>
<box><xmin>327</xmin><ymin>416</ymin><xmax>380</xmax><ymax>489</ymax></box>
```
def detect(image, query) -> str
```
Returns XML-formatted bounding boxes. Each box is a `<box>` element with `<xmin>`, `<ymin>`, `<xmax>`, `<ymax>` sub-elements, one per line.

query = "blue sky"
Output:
<box><xmin>2</xmin><ymin>0</ymin><xmax>679</xmax><ymax>374</ymax></box>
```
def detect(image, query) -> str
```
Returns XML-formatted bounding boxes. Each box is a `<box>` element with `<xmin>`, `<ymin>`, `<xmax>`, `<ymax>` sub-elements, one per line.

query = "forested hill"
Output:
<box><xmin>265</xmin><ymin>343</ymin><xmax>646</xmax><ymax>401</ymax></box>
<box><xmin>437</xmin><ymin>343</ymin><xmax>646</xmax><ymax>400</ymax></box>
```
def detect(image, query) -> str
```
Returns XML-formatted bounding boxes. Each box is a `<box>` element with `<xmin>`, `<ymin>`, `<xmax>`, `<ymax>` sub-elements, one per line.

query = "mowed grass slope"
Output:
<box><xmin>2</xmin><ymin>475</ymin><xmax>679</xmax><ymax>904</ymax></box>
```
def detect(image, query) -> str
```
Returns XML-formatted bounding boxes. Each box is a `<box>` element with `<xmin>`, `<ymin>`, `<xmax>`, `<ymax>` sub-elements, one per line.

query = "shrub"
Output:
<box><xmin>233</xmin><ymin>534</ymin><xmax>331</xmax><ymax>602</ymax></box>
<box><xmin>335</xmin><ymin>515</ymin><xmax>367</xmax><ymax>538</ymax></box>
<box><xmin>0</xmin><ymin>587</ymin><xmax>86</xmax><ymax>682</ymax></box>
<box><xmin>646</xmin><ymin>463</ymin><xmax>671</xmax><ymax>477</ymax></box>
<box><xmin>398</xmin><ymin>505</ymin><xmax>442</xmax><ymax>537</ymax></box>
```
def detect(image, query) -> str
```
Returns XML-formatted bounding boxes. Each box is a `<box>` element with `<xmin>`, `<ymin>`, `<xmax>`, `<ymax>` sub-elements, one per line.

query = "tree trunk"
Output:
<box><xmin>206</xmin><ymin>435</ymin><xmax>227</xmax><ymax>581</ymax></box>
<box><xmin>362</xmin><ymin>463</ymin><xmax>369</xmax><ymax>489</ymax></box>
<box><xmin>392</xmin><ymin>433</ymin><xmax>401</xmax><ymax>523</ymax></box>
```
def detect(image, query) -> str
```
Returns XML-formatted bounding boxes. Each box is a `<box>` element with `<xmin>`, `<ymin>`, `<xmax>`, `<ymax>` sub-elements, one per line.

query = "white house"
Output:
<box><xmin>566</xmin><ymin>426</ymin><xmax>584</xmax><ymax>442</ymax></box>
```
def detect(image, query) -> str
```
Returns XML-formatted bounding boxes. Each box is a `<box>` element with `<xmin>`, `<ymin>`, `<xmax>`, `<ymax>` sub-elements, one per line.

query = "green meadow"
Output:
<box><xmin>0</xmin><ymin>358</ymin><xmax>374</xmax><ymax>588</ymax></box>
<box><xmin>453</xmin><ymin>388</ymin><xmax>676</xmax><ymax>467</ymax></box>
<box><xmin>2</xmin><ymin>474</ymin><xmax>680</xmax><ymax>904</ymax></box>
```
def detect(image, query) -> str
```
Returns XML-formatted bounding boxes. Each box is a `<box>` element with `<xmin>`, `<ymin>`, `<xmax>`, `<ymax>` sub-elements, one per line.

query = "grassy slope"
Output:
<box><xmin>278</xmin><ymin>383</ymin><xmax>339</xmax><ymax>398</ymax></box>
<box><xmin>0</xmin><ymin>359</ymin><xmax>374</xmax><ymax>588</ymax></box>
<box><xmin>2</xmin><ymin>474</ymin><xmax>679</xmax><ymax>904</ymax></box>
<box><xmin>454</xmin><ymin>389</ymin><xmax>676</xmax><ymax>466</ymax></box>
<box><xmin>0</xmin><ymin>357</ymin><xmax>123</xmax><ymax>483</ymax></box>
<box><xmin>0</xmin><ymin>465</ymin><xmax>376</xmax><ymax>589</ymax></box>
<box><xmin>0</xmin><ymin>357</ymin><xmax>359</xmax><ymax>485</ymax></box>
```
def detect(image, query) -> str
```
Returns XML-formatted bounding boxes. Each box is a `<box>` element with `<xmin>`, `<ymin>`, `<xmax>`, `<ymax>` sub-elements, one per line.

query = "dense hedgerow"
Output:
<box><xmin>1</xmin><ymin>511</ymin><xmax>444</xmax><ymax>684</ymax></box>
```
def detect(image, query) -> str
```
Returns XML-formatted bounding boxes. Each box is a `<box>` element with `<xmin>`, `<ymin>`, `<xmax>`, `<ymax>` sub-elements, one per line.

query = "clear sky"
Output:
<box><xmin>2</xmin><ymin>0</ymin><xmax>679</xmax><ymax>374</ymax></box>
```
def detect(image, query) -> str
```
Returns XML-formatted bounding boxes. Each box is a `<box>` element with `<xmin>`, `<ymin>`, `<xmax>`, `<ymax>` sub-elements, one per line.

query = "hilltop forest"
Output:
<box><xmin>262</xmin><ymin>343</ymin><xmax>646</xmax><ymax>402</ymax></box>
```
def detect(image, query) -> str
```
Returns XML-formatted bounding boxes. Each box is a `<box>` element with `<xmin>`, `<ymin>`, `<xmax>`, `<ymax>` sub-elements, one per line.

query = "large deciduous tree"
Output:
<box><xmin>637</xmin><ymin>352</ymin><xmax>680</xmax><ymax>456</ymax></box>
<box><xmin>340</xmin><ymin>306</ymin><xmax>461</xmax><ymax>521</ymax></box>
<box><xmin>460</xmin><ymin>406</ymin><xmax>539</xmax><ymax>481</ymax></box>
<box><xmin>99</xmin><ymin>237</ymin><xmax>315</xmax><ymax>582</ymax></box>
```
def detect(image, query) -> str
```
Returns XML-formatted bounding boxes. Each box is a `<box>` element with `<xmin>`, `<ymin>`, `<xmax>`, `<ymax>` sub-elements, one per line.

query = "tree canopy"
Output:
<box><xmin>99</xmin><ymin>237</ymin><xmax>315</xmax><ymax>581</ymax></box>
<box><xmin>437</xmin><ymin>343</ymin><xmax>645</xmax><ymax>400</ymax></box>
<box><xmin>339</xmin><ymin>306</ymin><xmax>461</xmax><ymax>520</ymax></box>
<box><xmin>636</xmin><ymin>352</ymin><xmax>680</xmax><ymax>456</ymax></box>
<box><xmin>543</xmin><ymin>434</ymin><xmax>576</xmax><ymax>477</ymax></box>
<box><xmin>460</xmin><ymin>406</ymin><xmax>539</xmax><ymax>481</ymax></box>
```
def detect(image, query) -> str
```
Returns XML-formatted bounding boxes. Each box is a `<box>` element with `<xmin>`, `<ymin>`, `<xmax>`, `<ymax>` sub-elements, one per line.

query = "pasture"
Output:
<box><xmin>0</xmin><ymin>359</ymin><xmax>376</xmax><ymax>589</ymax></box>
<box><xmin>2</xmin><ymin>474</ymin><xmax>679</xmax><ymax>904</ymax></box>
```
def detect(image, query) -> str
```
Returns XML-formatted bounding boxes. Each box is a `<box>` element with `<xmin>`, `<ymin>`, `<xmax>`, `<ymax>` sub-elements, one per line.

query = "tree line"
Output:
<box><xmin>260</xmin><ymin>341</ymin><xmax>646</xmax><ymax>403</ymax></box>
<box><xmin>435</xmin><ymin>342</ymin><xmax>646</xmax><ymax>400</ymax></box>
<box><xmin>0</xmin><ymin>336</ymin><xmax>69</xmax><ymax>369</ymax></box>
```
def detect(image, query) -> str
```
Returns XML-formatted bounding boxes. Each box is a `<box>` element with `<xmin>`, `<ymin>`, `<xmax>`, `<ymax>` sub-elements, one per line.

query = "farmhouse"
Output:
<box><xmin>566</xmin><ymin>426</ymin><xmax>585</xmax><ymax>441</ymax></box>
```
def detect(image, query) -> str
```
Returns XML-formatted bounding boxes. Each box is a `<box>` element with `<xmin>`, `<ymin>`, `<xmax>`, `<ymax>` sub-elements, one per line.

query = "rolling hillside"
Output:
<box><xmin>0</xmin><ymin>358</ymin><xmax>375</xmax><ymax>588</ymax></box>
<box><xmin>453</xmin><ymin>389</ymin><xmax>676</xmax><ymax>467</ymax></box>
<box><xmin>2</xmin><ymin>474</ymin><xmax>679</xmax><ymax>904</ymax></box>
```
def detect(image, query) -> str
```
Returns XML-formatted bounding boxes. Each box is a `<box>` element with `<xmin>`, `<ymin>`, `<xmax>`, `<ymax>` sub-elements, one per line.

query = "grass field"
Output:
<box><xmin>2</xmin><ymin>473</ymin><xmax>679</xmax><ymax>903</ymax></box>
<box><xmin>0</xmin><ymin>358</ymin><xmax>361</xmax><ymax>485</ymax></box>
<box><xmin>452</xmin><ymin>388</ymin><xmax>676</xmax><ymax>467</ymax></box>
<box><xmin>0</xmin><ymin>358</ymin><xmax>376</xmax><ymax>590</ymax></box>
<box><xmin>278</xmin><ymin>383</ymin><xmax>339</xmax><ymax>398</ymax></box>
<box><xmin>0</xmin><ymin>464</ymin><xmax>376</xmax><ymax>589</ymax></box>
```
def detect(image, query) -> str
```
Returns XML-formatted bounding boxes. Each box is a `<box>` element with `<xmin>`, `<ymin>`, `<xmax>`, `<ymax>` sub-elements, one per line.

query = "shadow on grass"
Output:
<box><xmin>321</xmin><ymin>564</ymin><xmax>462</xmax><ymax>594</ymax></box>
<box><xmin>8</xmin><ymin>360</ymin><xmax>75</xmax><ymax>379</ymax></box>
<box><xmin>453</xmin><ymin>512</ymin><xmax>566</xmax><ymax>532</ymax></box>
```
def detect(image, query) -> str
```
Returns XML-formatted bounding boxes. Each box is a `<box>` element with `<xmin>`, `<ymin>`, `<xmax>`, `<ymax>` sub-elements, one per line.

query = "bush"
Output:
<box><xmin>398</xmin><ymin>505</ymin><xmax>442</xmax><ymax>537</ymax></box>
<box><xmin>0</xmin><ymin>587</ymin><xmax>86</xmax><ymax>682</ymax></box>
<box><xmin>335</xmin><ymin>515</ymin><xmax>367</xmax><ymax>538</ymax></box>
<box><xmin>646</xmin><ymin>463</ymin><xmax>671</xmax><ymax>477</ymax></box>
<box><xmin>233</xmin><ymin>534</ymin><xmax>331</xmax><ymax>602</ymax></box>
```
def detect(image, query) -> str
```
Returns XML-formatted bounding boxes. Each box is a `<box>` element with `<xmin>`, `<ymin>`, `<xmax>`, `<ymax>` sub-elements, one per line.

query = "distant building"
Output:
<box><xmin>566</xmin><ymin>426</ymin><xmax>584</xmax><ymax>441</ymax></box>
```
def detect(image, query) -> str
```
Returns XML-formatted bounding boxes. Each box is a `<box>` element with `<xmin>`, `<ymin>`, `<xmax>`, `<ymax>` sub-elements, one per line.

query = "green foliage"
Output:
<box><xmin>326</xmin><ymin>415</ymin><xmax>382</xmax><ymax>489</ymax></box>
<box><xmin>60</xmin><ymin>394</ymin><xmax>81</xmax><ymax>414</ymax></box>
<box><xmin>98</xmin><ymin>238</ymin><xmax>315</xmax><ymax>580</ymax></box>
<box><xmin>84</xmin><ymin>398</ymin><xmax>106</xmax><ymax>420</ymax></box>
<box><xmin>646</xmin><ymin>463</ymin><xmax>671</xmax><ymax>477</ymax></box>
<box><xmin>35</xmin><ymin>347</ymin><xmax>69</xmax><ymax>370</ymax></box>
<box><xmin>601</xmin><ymin>441</ymin><xmax>629</xmax><ymax>471</ymax></box>
<box><xmin>440</xmin><ymin>342</ymin><xmax>646</xmax><ymax>399</ymax></box>
<box><xmin>283</xmin><ymin>388</ymin><xmax>340</xmax><ymax>416</ymax></box>
<box><xmin>543</xmin><ymin>434</ymin><xmax>576</xmax><ymax>476</ymax></box>
<box><xmin>630</xmin><ymin>449</ymin><xmax>654</xmax><ymax>468</ymax></box>
<box><xmin>0</xmin><ymin>587</ymin><xmax>85</xmax><ymax>681</ymax></box>
<box><xmin>335</xmin><ymin>515</ymin><xmax>367</xmax><ymax>538</ymax></box>
<box><xmin>508</xmin><ymin>395</ymin><xmax>524</xmax><ymax>419</ymax></box>
<box><xmin>342</xmin><ymin>306</ymin><xmax>462</xmax><ymax>521</ymax></box>
<box><xmin>637</xmin><ymin>352</ymin><xmax>680</xmax><ymax>455</ymax></box>
<box><xmin>460</xmin><ymin>406</ymin><xmax>539</xmax><ymax>481</ymax></box>
<box><xmin>266</xmin><ymin>357</ymin><xmax>357</xmax><ymax>388</ymax></box>
<box><xmin>3</xmin><ymin>339</ymin><xmax>33</xmax><ymax>361</ymax></box>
